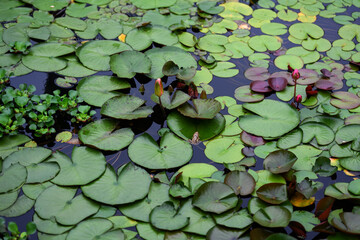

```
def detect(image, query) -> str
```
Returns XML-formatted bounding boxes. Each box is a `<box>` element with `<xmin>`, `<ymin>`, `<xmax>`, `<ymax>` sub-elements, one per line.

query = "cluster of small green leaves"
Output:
<box><xmin>0</xmin><ymin>84</ymin><xmax>95</xmax><ymax>138</ymax></box>
<box><xmin>0</xmin><ymin>218</ymin><xmax>36</xmax><ymax>240</ymax></box>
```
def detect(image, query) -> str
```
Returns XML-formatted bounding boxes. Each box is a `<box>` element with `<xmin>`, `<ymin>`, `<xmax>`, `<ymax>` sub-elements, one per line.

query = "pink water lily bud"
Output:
<box><xmin>154</xmin><ymin>78</ymin><xmax>163</xmax><ymax>97</ymax></box>
<box><xmin>292</xmin><ymin>69</ymin><xmax>300</xmax><ymax>80</ymax></box>
<box><xmin>295</xmin><ymin>94</ymin><xmax>302</xmax><ymax>103</ymax></box>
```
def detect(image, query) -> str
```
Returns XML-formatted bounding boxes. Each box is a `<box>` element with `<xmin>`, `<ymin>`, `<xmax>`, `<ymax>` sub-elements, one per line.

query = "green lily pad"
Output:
<box><xmin>22</xmin><ymin>182</ymin><xmax>53</xmax><ymax>200</ymax></box>
<box><xmin>0</xmin><ymin>194</ymin><xmax>34</xmax><ymax>217</ymax></box>
<box><xmin>277</xmin><ymin>129</ymin><xmax>303</xmax><ymax>149</ymax></box>
<box><xmin>33</xmin><ymin>213</ymin><xmax>73</xmax><ymax>235</ymax></box>
<box><xmin>55</xmin><ymin>16</ymin><xmax>86</xmax><ymax>31</ymax></box>
<box><xmin>330</xmin><ymin>210</ymin><xmax>360</xmax><ymax>235</ymax></box>
<box><xmin>110</xmin><ymin>50</ymin><xmax>151</xmax><ymax>79</ymax></box>
<box><xmin>67</xmin><ymin>218</ymin><xmax>124</xmax><ymax>240</ymax></box>
<box><xmin>198</xmin><ymin>1</ymin><xmax>224</xmax><ymax>14</ymax></box>
<box><xmin>312</xmin><ymin>157</ymin><xmax>337</xmax><ymax>177</ymax></box>
<box><xmin>79</xmin><ymin>119</ymin><xmax>134</xmax><ymax>151</ymax></box>
<box><xmin>32</xmin><ymin>0</ymin><xmax>70</xmax><ymax>11</ymax></box>
<box><xmin>136</xmin><ymin>223</ymin><xmax>164</xmax><ymax>240</ymax></box>
<box><xmin>77</xmin><ymin>75</ymin><xmax>130</xmax><ymax>107</ymax></box>
<box><xmin>192</xmin><ymin>182</ymin><xmax>238</xmax><ymax>214</ymax></box>
<box><xmin>26</xmin><ymin>162</ymin><xmax>60</xmax><ymax>184</ymax></box>
<box><xmin>338</xmin><ymin>24</ymin><xmax>360</xmax><ymax>41</ymax></box>
<box><xmin>77</xmin><ymin>40</ymin><xmax>132</xmax><ymax>71</ymax></box>
<box><xmin>119</xmin><ymin>182</ymin><xmax>175</xmax><ymax>222</ymax></box>
<box><xmin>177</xmin><ymin>99</ymin><xmax>221</xmax><ymax>119</ymax></box>
<box><xmin>278</xmin><ymin>9</ymin><xmax>298</xmax><ymax>22</ymax></box>
<box><xmin>286</xmin><ymin>46</ymin><xmax>320</xmax><ymax>64</ymax></box>
<box><xmin>274</xmin><ymin>54</ymin><xmax>304</xmax><ymax>70</ymax></box>
<box><xmin>167</xmin><ymin>111</ymin><xmax>225</xmax><ymax>141</ymax></box>
<box><xmin>173</xmin><ymin>163</ymin><xmax>218</xmax><ymax>187</ymax></box>
<box><xmin>101</xmin><ymin>95</ymin><xmax>153</xmax><ymax>120</ymax></box>
<box><xmin>204</xmin><ymin>138</ymin><xmax>245</xmax><ymax>164</ymax></box>
<box><xmin>22</xmin><ymin>43</ymin><xmax>75</xmax><ymax>72</ymax></box>
<box><xmin>248</xmin><ymin>35</ymin><xmax>282</xmax><ymax>52</ymax></box>
<box><xmin>253</xmin><ymin>206</ymin><xmax>291</xmax><ymax>228</ymax></box>
<box><xmin>239</xmin><ymin>99</ymin><xmax>300</xmax><ymax>138</ymax></box>
<box><xmin>289</xmin><ymin>23</ymin><xmax>324</xmax><ymax>39</ymax></box>
<box><xmin>131</xmin><ymin>0</ymin><xmax>176</xmax><ymax>9</ymax></box>
<box><xmin>331</xmin><ymin>91</ymin><xmax>360</xmax><ymax>109</ymax></box>
<box><xmin>210</xmin><ymin>62</ymin><xmax>239</xmax><ymax>78</ymax></box>
<box><xmin>256</xmin><ymin>183</ymin><xmax>288</xmax><ymax>204</ymax></box>
<box><xmin>66</xmin><ymin>3</ymin><xmax>98</xmax><ymax>17</ymax></box>
<box><xmin>3</xmin><ymin>147</ymin><xmax>52</xmax><ymax>170</ymax></box>
<box><xmin>300</xmin><ymin>121</ymin><xmax>334</xmax><ymax>145</ymax></box>
<box><xmin>81</xmin><ymin>163</ymin><xmax>151</xmax><ymax>205</ymax></box>
<box><xmin>151</xmin><ymin>91</ymin><xmax>190</xmax><ymax>110</ymax></box>
<box><xmin>348</xmin><ymin>179</ymin><xmax>360</xmax><ymax>195</ymax></box>
<box><xmin>302</xmin><ymin>38</ymin><xmax>331</xmax><ymax>52</ymax></box>
<box><xmin>150</xmin><ymin>202</ymin><xmax>189</xmax><ymax>231</ymax></box>
<box><xmin>207</xmin><ymin>225</ymin><xmax>248</xmax><ymax>240</ymax></box>
<box><xmin>35</xmin><ymin>185</ymin><xmax>99</xmax><ymax>225</ymax></box>
<box><xmin>197</xmin><ymin>34</ymin><xmax>228</xmax><ymax>53</ymax></box>
<box><xmin>56</xmin><ymin>56</ymin><xmax>96</xmax><ymax>77</ymax></box>
<box><xmin>335</xmin><ymin>125</ymin><xmax>360</xmax><ymax>145</ymax></box>
<box><xmin>0</xmin><ymin>163</ymin><xmax>26</xmax><ymax>194</ymax></box>
<box><xmin>0</xmin><ymin>190</ymin><xmax>18</xmax><ymax>211</ymax></box>
<box><xmin>128</xmin><ymin>132</ymin><xmax>192</xmax><ymax>169</ymax></box>
<box><xmin>48</xmin><ymin>146</ymin><xmax>106</xmax><ymax>186</ymax></box>
<box><xmin>263</xmin><ymin>150</ymin><xmax>297</xmax><ymax>174</ymax></box>
<box><xmin>291</xmin><ymin>211</ymin><xmax>320</xmax><ymax>232</ymax></box>
<box><xmin>234</xmin><ymin>85</ymin><xmax>265</xmax><ymax>103</ymax></box>
<box><xmin>0</xmin><ymin>134</ymin><xmax>30</xmax><ymax>158</ymax></box>
<box><xmin>145</xmin><ymin>46</ymin><xmax>197</xmax><ymax>79</ymax></box>
<box><xmin>224</xmin><ymin>170</ymin><xmax>256</xmax><ymax>196</ymax></box>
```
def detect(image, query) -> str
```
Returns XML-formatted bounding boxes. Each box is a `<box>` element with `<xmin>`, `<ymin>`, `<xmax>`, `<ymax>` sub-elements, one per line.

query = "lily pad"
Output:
<box><xmin>35</xmin><ymin>185</ymin><xmax>99</xmax><ymax>225</ymax></box>
<box><xmin>77</xmin><ymin>75</ymin><xmax>130</xmax><ymax>107</ymax></box>
<box><xmin>48</xmin><ymin>146</ymin><xmax>106</xmax><ymax>186</ymax></box>
<box><xmin>234</xmin><ymin>85</ymin><xmax>265</xmax><ymax>103</ymax></box>
<box><xmin>101</xmin><ymin>95</ymin><xmax>153</xmax><ymax>120</ymax></box>
<box><xmin>167</xmin><ymin>111</ymin><xmax>225</xmax><ymax>141</ymax></box>
<box><xmin>244</xmin><ymin>67</ymin><xmax>270</xmax><ymax>81</ymax></box>
<box><xmin>151</xmin><ymin>91</ymin><xmax>190</xmax><ymax>110</ymax></box>
<box><xmin>128</xmin><ymin>132</ymin><xmax>192</xmax><ymax>169</ymax></box>
<box><xmin>22</xmin><ymin>43</ymin><xmax>75</xmax><ymax>72</ymax></box>
<box><xmin>289</xmin><ymin>23</ymin><xmax>324</xmax><ymax>39</ymax></box>
<box><xmin>274</xmin><ymin>54</ymin><xmax>304</xmax><ymax>70</ymax></box>
<box><xmin>150</xmin><ymin>202</ymin><xmax>189</xmax><ymax>231</ymax></box>
<box><xmin>3</xmin><ymin>147</ymin><xmax>52</xmax><ymax>170</ymax></box>
<box><xmin>300</xmin><ymin>122</ymin><xmax>334</xmax><ymax>145</ymax></box>
<box><xmin>192</xmin><ymin>182</ymin><xmax>238</xmax><ymax>214</ymax></box>
<box><xmin>330</xmin><ymin>91</ymin><xmax>360</xmax><ymax>109</ymax></box>
<box><xmin>77</xmin><ymin>40</ymin><xmax>132</xmax><ymax>71</ymax></box>
<box><xmin>0</xmin><ymin>190</ymin><xmax>18</xmax><ymax>211</ymax></box>
<box><xmin>177</xmin><ymin>99</ymin><xmax>221</xmax><ymax>119</ymax></box>
<box><xmin>0</xmin><ymin>164</ymin><xmax>26</xmax><ymax>194</ymax></box>
<box><xmin>79</xmin><ymin>119</ymin><xmax>134</xmax><ymax>151</ymax></box>
<box><xmin>248</xmin><ymin>35</ymin><xmax>282</xmax><ymax>52</ymax></box>
<box><xmin>239</xmin><ymin>99</ymin><xmax>300</xmax><ymax>138</ymax></box>
<box><xmin>0</xmin><ymin>194</ymin><xmax>34</xmax><ymax>217</ymax></box>
<box><xmin>82</xmin><ymin>163</ymin><xmax>151</xmax><ymax>205</ymax></box>
<box><xmin>253</xmin><ymin>206</ymin><xmax>292</xmax><ymax>228</ymax></box>
<box><xmin>205</xmin><ymin>138</ymin><xmax>245</xmax><ymax>164</ymax></box>
<box><xmin>32</xmin><ymin>0</ymin><xmax>70</xmax><ymax>11</ymax></box>
<box><xmin>263</xmin><ymin>150</ymin><xmax>297</xmax><ymax>174</ymax></box>
<box><xmin>224</xmin><ymin>170</ymin><xmax>256</xmax><ymax>196</ymax></box>
<box><xmin>256</xmin><ymin>183</ymin><xmax>288</xmax><ymax>204</ymax></box>
<box><xmin>131</xmin><ymin>0</ymin><xmax>176</xmax><ymax>9</ymax></box>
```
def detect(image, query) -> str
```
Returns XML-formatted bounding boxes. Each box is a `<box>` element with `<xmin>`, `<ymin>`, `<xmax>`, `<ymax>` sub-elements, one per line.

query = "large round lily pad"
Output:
<box><xmin>110</xmin><ymin>51</ymin><xmax>151</xmax><ymax>79</ymax></box>
<box><xmin>78</xmin><ymin>119</ymin><xmax>134</xmax><ymax>151</ymax></box>
<box><xmin>77</xmin><ymin>75</ymin><xmax>130</xmax><ymax>107</ymax></box>
<box><xmin>224</xmin><ymin>170</ymin><xmax>256</xmax><ymax>196</ymax></box>
<box><xmin>128</xmin><ymin>132</ymin><xmax>192</xmax><ymax>169</ymax></box>
<box><xmin>22</xmin><ymin>43</ymin><xmax>75</xmax><ymax>72</ymax></box>
<box><xmin>248</xmin><ymin>35</ymin><xmax>282</xmax><ymax>52</ymax></box>
<box><xmin>192</xmin><ymin>182</ymin><xmax>238</xmax><ymax>214</ymax></box>
<box><xmin>289</xmin><ymin>23</ymin><xmax>324</xmax><ymax>39</ymax></box>
<box><xmin>239</xmin><ymin>99</ymin><xmax>300</xmax><ymax>138</ymax></box>
<box><xmin>177</xmin><ymin>99</ymin><xmax>221</xmax><ymax>119</ymax></box>
<box><xmin>82</xmin><ymin>163</ymin><xmax>151</xmax><ymax>205</ymax></box>
<box><xmin>77</xmin><ymin>40</ymin><xmax>132</xmax><ymax>71</ymax></box>
<box><xmin>167</xmin><ymin>111</ymin><xmax>225</xmax><ymax>141</ymax></box>
<box><xmin>101</xmin><ymin>95</ymin><xmax>153</xmax><ymax>120</ymax></box>
<box><xmin>263</xmin><ymin>150</ymin><xmax>297</xmax><ymax>174</ymax></box>
<box><xmin>256</xmin><ymin>183</ymin><xmax>288</xmax><ymax>204</ymax></box>
<box><xmin>253</xmin><ymin>206</ymin><xmax>291</xmax><ymax>228</ymax></box>
<box><xmin>274</xmin><ymin>54</ymin><xmax>304</xmax><ymax>70</ymax></box>
<box><xmin>35</xmin><ymin>185</ymin><xmax>99</xmax><ymax>225</ymax></box>
<box><xmin>48</xmin><ymin>146</ymin><xmax>106</xmax><ymax>186</ymax></box>
<box><xmin>204</xmin><ymin>138</ymin><xmax>245</xmax><ymax>164</ymax></box>
<box><xmin>150</xmin><ymin>202</ymin><xmax>189</xmax><ymax>231</ymax></box>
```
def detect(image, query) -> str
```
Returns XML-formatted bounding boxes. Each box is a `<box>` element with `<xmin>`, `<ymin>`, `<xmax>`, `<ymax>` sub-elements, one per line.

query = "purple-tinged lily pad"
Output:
<box><xmin>250</xmin><ymin>81</ymin><xmax>273</xmax><ymax>93</ymax></box>
<box><xmin>240</xmin><ymin>131</ymin><xmax>266</xmax><ymax>147</ymax></box>
<box><xmin>345</xmin><ymin>115</ymin><xmax>360</xmax><ymax>125</ymax></box>
<box><xmin>330</xmin><ymin>91</ymin><xmax>360</xmax><ymax>109</ymax></box>
<box><xmin>234</xmin><ymin>85</ymin><xmax>264</xmax><ymax>103</ymax></box>
<box><xmin>268</xmin><ymin>77</ymin><xmax>287</xmax><ymax>91</ymax></box>
<box><xmin>297</xmin><ymin>69</ymin><xmax>320</xmax><ymax>85</ymax></box>
<box><xmin>315</xmin><ymin>80</ymin><xmax>335</xmax><ymax>90</ymax></box>
<box><xmin>244</xmin><ymin>67</ymin><xmax>270</xmax><ymax>81</ymax></box>
<box><xmin>321</xmin><ymin>68</ymin><xmax>332</xmax><ymax>78</ymax></box>
<box><xmin>263</xmin><ymin>150</ymin><xmax>297</xmax><ymax>174</ymax></box>
<box><xmin>270</xmin><ymin>72</ymin><xmax>293</xmax><ymax>85</ymax></box>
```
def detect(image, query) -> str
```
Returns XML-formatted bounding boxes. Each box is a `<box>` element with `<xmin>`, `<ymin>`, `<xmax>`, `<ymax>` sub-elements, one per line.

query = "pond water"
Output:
<box><xmin>1</xmin><ymin>0</ymin><xmax>360</xmax><ymax>240</ymax></box>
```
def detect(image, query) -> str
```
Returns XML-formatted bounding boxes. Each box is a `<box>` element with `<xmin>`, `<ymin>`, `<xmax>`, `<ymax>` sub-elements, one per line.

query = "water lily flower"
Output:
<box><xmin>295</xmin><ymin>95</ymin><xmax>302</xmax><ymax>103</ymax></box>
<box><xmin>292</xmin><ymin>69</ymin><xmax>300</xmax><ymax>81</ymax></box>
<box><xmin>154</xmin><ymin>78</ymin><xmax>163</xmax><ymax>97</ymax></box>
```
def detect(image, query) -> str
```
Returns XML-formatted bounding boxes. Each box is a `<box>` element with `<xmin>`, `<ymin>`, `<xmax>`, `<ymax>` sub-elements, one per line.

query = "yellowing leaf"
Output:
<box><xmin>330</xmin><ymin>157</ymin><xmax>343</xmax><ymax>170</ymax></box>
<box><xmin>24</xmin><ymin>141</ymin><xmax>37</xmax><ymax>148</ymax></box>
<box><xmin>298</xmin><ymin>13</ymin><xmax>316</xmax><ymax>23</ymax></box>
<box><xmin>118</xmin><ymin>34</ymin><xmax>126</xmax><ymax>43</ymax></box>
<box><xmin>290</xmin><ymin>192</ymin><xmax>315</xmax><ymax>207</ymax></box>
<box><xmin>344</xmin><ymin>169</ymin><xmax>356</xmax><ymax>177</ymax></box>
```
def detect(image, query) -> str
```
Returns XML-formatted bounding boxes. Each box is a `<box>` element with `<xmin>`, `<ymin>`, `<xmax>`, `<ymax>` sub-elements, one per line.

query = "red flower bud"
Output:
<box><xmin>295</xmin><ymin>94</ymin><xmax>302</xmax><ymax>103</ymax></box>
<box><xmin>292</xmin><ymin>69</ymin><xmax>300</xmax><ymax>80</ymax></box>
<box><xmin>154</xmin><ymin>78</ymin><xmax>163</xmax><ymax>97</ymax></box>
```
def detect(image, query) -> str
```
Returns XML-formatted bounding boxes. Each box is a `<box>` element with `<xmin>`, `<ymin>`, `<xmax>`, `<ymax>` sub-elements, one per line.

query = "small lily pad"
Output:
<box><xmin>177</xmin><ymin>99</ymin><xmax>221</xmax><ymax>119</ymax></box>
<box><xmin>253</xmin><ymin>206</ymin><xmax>291</xmax><ymax>228</ymax></box>
<box><xmin>150</xmin><ymin>202</ymin><xmax>189</xmax><ymax>231</ymax></box>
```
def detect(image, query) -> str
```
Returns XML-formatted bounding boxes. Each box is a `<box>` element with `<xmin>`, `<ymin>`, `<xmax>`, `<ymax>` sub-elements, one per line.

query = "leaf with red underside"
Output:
<box><xmin>313</xmin><ymin>221</ymin><xmax>336</xmax><ymax>234</ymax></box>
<box><xmin>188</xmin><ymin>82</ymin><xmax>198</xmax><ymax>98</ymax></box>
<box><xmin>315</xmin><ymin>197</ymin><xmax>335</xmax><ymax>221</ymax></box>
<box><xmin>250</xmin><ymin>81</ymin><xmax>273</xmax><ymax>93</ymax></box>
<box><xmin>289</xmin><ymin>221</ymin><xmax>307</xmax><ymax>239</ymax></box>
<box><xmin>321</xmin><ymin>68</ymin><xmax>332</xmax><ymax>78</ymax></box>
<box><xmin>268</xmin><ymin>77</ymin><xmax>287</xmax><ymax>91</ymax></box>
<box><xmin>315</xmin><ymin>80</ymin><xmax>334</xmax><ymax>90</ymax></box>
<box><xmin>240</xmin><ymin>131</ymin><xmax>266</xmax><ymax>146</ymax></box>
<box><xmin>244</xmin><ymin>67</ymin><xmax>270</xmax><ymax>81</ymax></box>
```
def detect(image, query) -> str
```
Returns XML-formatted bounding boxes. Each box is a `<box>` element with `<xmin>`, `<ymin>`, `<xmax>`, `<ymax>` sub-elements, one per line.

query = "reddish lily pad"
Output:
<box><xmin>250</xmin><ymin>81</ymin><xmax>273</xmax><ymax>93</ymax></box>
<box><xmin>330</xmin><ymin>91</ymin><xmax>360</xmax><ymax>109</ymax></box>
<box><xmin>315</xmin><ymin>80</ymin><xmax>335</xmax><ymax>90</ymax></box>
<box><xmin>244</xmin><ymin>67</ymin><xmax>270</xmax><ymax>81</ymax></box>
<box><xmin>268</xmin><ymin>77</ymin><xmax>287</xmax><ymax>91</ymax></box>
<box><xmin>240</xmin><ymin>131</ymin><xmax>266</xmax><ymax>147</ymax></box>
